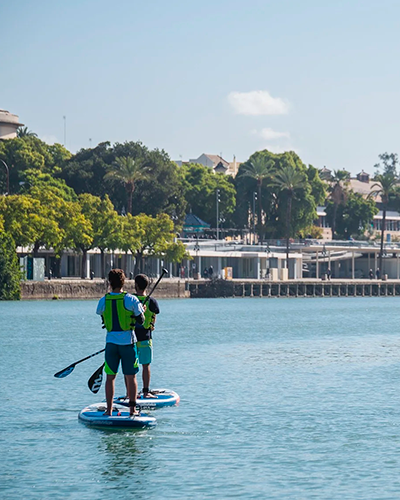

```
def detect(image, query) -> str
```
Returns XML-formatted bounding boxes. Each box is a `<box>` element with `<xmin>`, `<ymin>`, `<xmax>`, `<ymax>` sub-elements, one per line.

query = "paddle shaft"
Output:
<box><xmin>54</xmin><ymin>348</ymin><xmax>105</xmax><ymax>378</ymax></box>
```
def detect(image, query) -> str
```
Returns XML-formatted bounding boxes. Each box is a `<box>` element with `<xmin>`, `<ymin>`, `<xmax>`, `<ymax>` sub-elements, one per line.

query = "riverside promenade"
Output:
<box><xmin>21</xmin><ymin>277</ymin><xmax>400</xmax><ymax>299</ymax></box>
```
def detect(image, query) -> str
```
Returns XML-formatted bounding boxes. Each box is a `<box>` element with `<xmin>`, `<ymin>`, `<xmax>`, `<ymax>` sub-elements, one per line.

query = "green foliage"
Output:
<box><xmin>105</xmin><ymin>156</ymin><xmax>150</xmax><ymax>214</ymax></box>
<box><xmin>0</xmin><ymin>136</ymin><xmax>71</xmax><ymax>195</ymax></box>
<box><xmin>120</xmin><ymin>213</ymin><xmax>189</xmax><ymax>272</ymax></box>
<box><xmin>182</xmin><ymin>163</ymin><xmax>236</xmax><ymax>226</ymax></box>
<box><xmin>60</xmin><ymin>141</ymin><xmax>187</xmax><ymax>222</ymax></box>
<box><xmin>236</xmin><ymin>150</ymin><xmax>321</xmax><ymax>240</ymax></box>
<box><xmin>326</xmin><ymin>191</ymin><xmax>378</xmax><ymax>239</ymax></box>
<box><xmin>0</xmin><ymin>232</ymin><xmax>21</xmax><ymax>300</ymax></box>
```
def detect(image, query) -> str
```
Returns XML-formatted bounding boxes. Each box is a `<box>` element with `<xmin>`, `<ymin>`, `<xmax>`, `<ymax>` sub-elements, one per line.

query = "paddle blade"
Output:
<box><xmin>54</xmin><ymin>365</ymin><xmax>75</xmax><ymax>378</ymax></box>
<box><xmin>88</xmin><ymin>363</ymin><xmax>105</xmax><ymax>393</ymax></box>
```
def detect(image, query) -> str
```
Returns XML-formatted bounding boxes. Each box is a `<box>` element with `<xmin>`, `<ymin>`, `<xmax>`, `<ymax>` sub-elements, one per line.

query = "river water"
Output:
<box><xmin>1</xmin><ymin>297</ymin><xmax>400</xmax><ymax>499</ymax></box>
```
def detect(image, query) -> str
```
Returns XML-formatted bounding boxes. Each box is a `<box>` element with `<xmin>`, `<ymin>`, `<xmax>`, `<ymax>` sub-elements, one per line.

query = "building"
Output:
<box><xmin>0</xmin><ymin>109</ymin><xmax>23</xmax><ymax>140</ymax></box>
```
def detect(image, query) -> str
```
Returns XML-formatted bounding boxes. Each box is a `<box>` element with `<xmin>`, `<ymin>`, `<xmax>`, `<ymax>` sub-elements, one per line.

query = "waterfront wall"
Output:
<box><xmin>189</xmin><ymin>279</ymin><xmax>400</xmax><ymax>298</ymax></box>
<box><xmin>20</xmin><ymin>278</ymin><xmax>400</xmax><ymax>300</ymax></box>
<box><xmin>21</xmin><ymin>279</ymin><xmax>190</xmax><ymax>300</ymax></box>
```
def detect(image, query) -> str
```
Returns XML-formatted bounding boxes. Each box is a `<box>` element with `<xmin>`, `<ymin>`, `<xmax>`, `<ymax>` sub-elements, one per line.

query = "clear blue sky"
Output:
<box><xmin>2</xmin><ymin>0</ymin><xmax>400</xmax><ymax>174</ymax></box>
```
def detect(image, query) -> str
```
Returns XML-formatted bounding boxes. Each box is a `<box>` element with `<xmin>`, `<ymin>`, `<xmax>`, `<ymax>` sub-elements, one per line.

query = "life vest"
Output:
<box><xmin>135</xmin><ymin>295</ymin><xmax>156</xmax><ymax>330</ymax></box>
<box><xmin>102</xmin><ymin>292</ymin><xmax>134</xmax><ymax>332</ymax></box>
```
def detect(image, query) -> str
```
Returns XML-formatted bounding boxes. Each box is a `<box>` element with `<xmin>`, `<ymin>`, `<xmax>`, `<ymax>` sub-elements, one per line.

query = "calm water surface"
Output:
<box><xmin>2</xmin><ymin>297</ymin><xmax>400</xmax><ymax>499</ymax></box>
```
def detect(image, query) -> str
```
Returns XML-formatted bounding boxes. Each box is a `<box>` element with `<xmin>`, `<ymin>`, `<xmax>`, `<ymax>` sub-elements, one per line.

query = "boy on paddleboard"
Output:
<box><xmin>96</xmin><ymin>269</ymin><xmax>145</xmax><ymax>416</ymax></box>
<box><xmin>134</xmin><ymin>274</ymin><xmax>160</xmax><ymax>398</ymax></box>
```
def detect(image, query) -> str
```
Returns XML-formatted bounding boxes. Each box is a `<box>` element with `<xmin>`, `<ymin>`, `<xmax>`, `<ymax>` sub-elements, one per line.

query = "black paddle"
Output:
<box><xmin>87</xmin><ymin>268</ymin><xmax>169</xmax><ymax>393</ymax></box>
<box><xmin>54</xmin><ymin>348</ymin><xmax>105</xmax><ymax>378</ymax></box>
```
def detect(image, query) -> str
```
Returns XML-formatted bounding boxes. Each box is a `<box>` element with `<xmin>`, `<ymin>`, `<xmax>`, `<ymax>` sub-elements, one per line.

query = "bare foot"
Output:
<box><xmin>143</xmin><ymin>392</ymin><xmax>157</xmax><ymax>398</ymax></box>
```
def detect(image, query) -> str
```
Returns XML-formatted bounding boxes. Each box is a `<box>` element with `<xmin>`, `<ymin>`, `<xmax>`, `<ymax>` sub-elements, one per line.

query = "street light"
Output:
<box><xmin>216</xmin><ymin>189</ymin><xmax>221</xmax><ymax>240</ymax></box>
<box><xmin>0</xmin><ymin>159</ymin><xmax>9</xmax><ymax>195</ymax></box>
<box><xmin>253</xmin><ymin>191</ymin><xmax>257</xmax><ymax>244</ymax></box>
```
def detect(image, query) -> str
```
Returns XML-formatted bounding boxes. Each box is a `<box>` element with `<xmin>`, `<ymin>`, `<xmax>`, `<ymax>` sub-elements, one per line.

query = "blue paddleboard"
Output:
<box><xmin>78</xmin><ymin>403</ymin><xmax>156</xmax><ymax>429</ymax></box>
<box><xmin>114</xmin><ymin>388</ymin><xmax>180</xmax><ymax>410</ymax></box>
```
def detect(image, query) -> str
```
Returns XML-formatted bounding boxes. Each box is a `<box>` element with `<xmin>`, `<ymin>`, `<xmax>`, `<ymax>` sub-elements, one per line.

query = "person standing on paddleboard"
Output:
<box><xmin>96</xmin><ymin>269</ymin><xmax>145</xmax><ymax>416</ymax></box>
<box><xmin>133</xmin><ymin>274</ymin><xmax>160</xmax><ymax>398</ymax></box>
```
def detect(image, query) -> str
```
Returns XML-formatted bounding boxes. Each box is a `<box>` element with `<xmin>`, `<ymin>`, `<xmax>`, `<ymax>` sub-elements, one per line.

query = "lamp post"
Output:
<box><xmin>252</xmin><ymin>191</ymin><xmax>257</xmax><ymax>244</ymax></box>
<box><xmin>63</xmin><ymin>115</ymin><xmax>66</xmax><ymax>146</ymax></box>
<box><xmin>0</xmin><ymin>159</ymin><xmax>9</xmax><ymax>195</ymax></box>
<box><xmin>216</xmin><ymin>189</ymin><xmax>221</xmax><ymax>240</ymax></box>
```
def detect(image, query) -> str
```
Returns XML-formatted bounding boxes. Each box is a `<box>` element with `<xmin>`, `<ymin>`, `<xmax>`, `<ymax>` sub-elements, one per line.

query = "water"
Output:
<box><xmin>1</xmin><ymin>297</ymin><xmax>400</xmax><ymax>499</ymax></box>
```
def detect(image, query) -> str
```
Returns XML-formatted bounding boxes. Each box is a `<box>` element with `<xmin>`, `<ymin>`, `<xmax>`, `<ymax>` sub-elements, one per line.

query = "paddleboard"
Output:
<box><xmin>114</xmin><ymin>388</ymin><xmax>180</xmax><ymax>410</ymax></box>
<box><xmin>78</xmin><ymin>403</ymin><xmax>156</xmax><ymax>429</ymax></box>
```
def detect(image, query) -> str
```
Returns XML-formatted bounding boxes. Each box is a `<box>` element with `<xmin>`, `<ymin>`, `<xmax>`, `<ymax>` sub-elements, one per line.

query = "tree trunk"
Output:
<box><xmin>379</xmin><ymin>208</ymin><xmax>386</xmax><ymax>275</ymax></box>
<box><xmin>257</xmin><ymin>183</ymin><xmax>263</xmax><ymax>244</ymax></box>
<box><xmin>332</xmin><ymin>203</ymin><xmax>338</xmax><ymax>240</ymax></box>
<box><xmin>100</xmin><ymin>249</ymin><xmax>105</xmax><ymax>279</ymax></box>
<box><xmin>33</xmin><ymin>242</ymin><xmax>40</xmax><ymax>258</ymax></box>
<box><xmin>81</xmin><ymin>249</ymin><xmax>88</xmax><ymax>279</ymax></box>
<box><xmin>127</xmin><ymin>186</ymin><xmax>134</xmax><ymax>214</ymax></box>
<box><xmin>134</xmin><ymin>251</ymin><xmax>143</xmax><ymax>275</ymax></box>
<box><xmin>286</xmin><ymin>195</ymin><xmax>292</xmax><ymax>266</ymax></box>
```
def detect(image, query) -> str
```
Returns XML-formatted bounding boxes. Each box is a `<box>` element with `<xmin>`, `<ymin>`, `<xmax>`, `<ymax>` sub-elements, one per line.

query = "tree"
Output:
<box><xmin>182</xmin><ymin>163</ymin><xmax>236</xmax><ymax>229</ymax></box>
<box><xmin>328</xmin><ymin>170</ymin><xmax>350</xmax><ymax>239</ymax></box>
<box><xmin>327</xmin><ymin>191</ymin><xmax>378</xmax><ymax>240</ymax></box>
<box><xmin>238</xmin><ymin>156</ymin><xmax>273</xmax><ymax>242</ymax></box>
<box><xmin>370</xmin><ymin>173</ymin><xmax>398</xmax><ymax>273</ymax></box>
<box><xmin>270</xmin><ymin>159</ymin><xmax>307</xmax><ymax>263</ymax></box>
<box><xmin>17</xmin><ymin>126</ymin><xmax>37</xmax><ymax>138</ymax></box>
<box><xmin>0</xmin><ymin>232</ymin><xmax>22</xmax><ymax>300</ymax></box>
<box><xmin>104</xmin><ymin>156</ymin><xmax>150</xmax><ymax>214</ymax></box>
<box><xmin>78</xmin><ymin>194</ymin><xmax>121</xmax><ymax>278</ymax></box>
<box><xmin>121</xmin><ymin>213</ymin><xmax>189</xmax><ymax>275</ymax></box>
<box><xmin>0</xmin><ymin>136</ymin><xmax>70</xmax><ymax>195</ymax></box>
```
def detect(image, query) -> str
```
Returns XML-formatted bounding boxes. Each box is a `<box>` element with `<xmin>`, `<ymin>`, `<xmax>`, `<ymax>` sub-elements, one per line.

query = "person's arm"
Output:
<box><xmin>149</xmin><ymin>297</ymin><xmax>160</xmax><ymax>315</ymax></box>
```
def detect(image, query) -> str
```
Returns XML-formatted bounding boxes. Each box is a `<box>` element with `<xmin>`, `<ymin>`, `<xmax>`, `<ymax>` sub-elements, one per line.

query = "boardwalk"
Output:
<box><xmin>189</xmin><ymin>279</ymin><xmax>400</xmax><ymax>298</ymax></box>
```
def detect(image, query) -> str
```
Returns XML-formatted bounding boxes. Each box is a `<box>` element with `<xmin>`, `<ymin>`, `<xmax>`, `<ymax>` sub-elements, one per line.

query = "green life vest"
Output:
<box><xmin>102</xmin><ymin>292</ymin><xmax>134</xmax><ymax>332</ymax></box>
<box><xmin>136</xmin><ymin>295</ymin><xmax>156</xmax><ymax>330</ymax></box>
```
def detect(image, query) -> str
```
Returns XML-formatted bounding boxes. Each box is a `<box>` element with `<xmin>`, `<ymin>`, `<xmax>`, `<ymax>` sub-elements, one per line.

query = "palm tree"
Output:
<box><xmin>104</xmin><ymin>156</ymin><xmax>149</xmax><ymax>214</ymax></box>
<box><xmin>369</xmin><ymin>172</ymin><xmax>398</xmax><ymax>273</ymax></box>
<box><xmin>329</xmin><ymin>170</ymin><xmax>350</xmax><ymax>239</ymax></box>
<box><xmin>270</xmin><ymin>161</ymin><xmax>307</xmax><ymax>264</ymax></box>
<box><xmin>239</xmin><ymin>158</ymin><xmax>273</xmax><ymax>243</ymax></box>
<box><xmin>17</xmin><ymin>126</ymin><xmax>37</xmax><ymax>138</ymax></box>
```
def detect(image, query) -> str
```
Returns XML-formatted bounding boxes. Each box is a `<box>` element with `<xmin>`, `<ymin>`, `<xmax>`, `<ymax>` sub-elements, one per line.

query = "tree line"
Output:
<box><xmin>0</xmin><ymin>134</ymin><xmax>395</xmax><ymax>297</ymax></box>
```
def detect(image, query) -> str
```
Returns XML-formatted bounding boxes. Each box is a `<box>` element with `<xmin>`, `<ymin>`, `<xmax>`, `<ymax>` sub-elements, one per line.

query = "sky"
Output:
<box><xmin>2</xmin><ymin>0</ymin><xmax>400</xmax><ymax>175</ymax></box>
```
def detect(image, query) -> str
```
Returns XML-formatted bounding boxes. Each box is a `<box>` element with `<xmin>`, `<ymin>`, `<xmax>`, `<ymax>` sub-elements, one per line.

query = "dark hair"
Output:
<box><xmin>135</xmin><ymin>273</ymin><xmax>149</xmax><ymax>291</ymax></box>
<box><xmin>108</xmin><ymin>269</ymin><xmax>125</xmax><ymax>289</ymax></box>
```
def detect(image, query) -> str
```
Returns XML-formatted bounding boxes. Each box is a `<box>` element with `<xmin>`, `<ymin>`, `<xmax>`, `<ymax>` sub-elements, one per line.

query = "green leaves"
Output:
<box><xmin>0</xmin><ymin>232</ymin><xmax>21</xmax><ymax>300</ymax></box>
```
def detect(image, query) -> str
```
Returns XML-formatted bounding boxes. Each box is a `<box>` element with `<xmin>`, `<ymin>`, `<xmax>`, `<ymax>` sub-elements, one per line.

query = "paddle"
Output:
<box><xmin>87</xmin><ymin>268</ymin><xmax>169</xmax><ymax>393</ymax></box>
<box><xmin>54</xmin><ymin>348</ymin><xmax>105</xmax><ymax>378</ymax></box>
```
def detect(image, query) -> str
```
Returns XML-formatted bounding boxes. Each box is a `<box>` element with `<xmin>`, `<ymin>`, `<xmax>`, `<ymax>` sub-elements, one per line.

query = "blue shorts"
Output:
<box><xmin>105</xmin><ymin>343</ymin><xmax>139</xmax><ymax>375</ymax></box>
<box><xmin>137</xmin><ymin>340</ymin><xmax>153</xmax><ymax>365</ymax></box>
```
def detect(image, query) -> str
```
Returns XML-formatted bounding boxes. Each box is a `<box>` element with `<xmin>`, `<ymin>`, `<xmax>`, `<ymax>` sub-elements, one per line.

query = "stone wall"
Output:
<box><xmin>21</xmin><ymin>279</ymin><xmax>190</xmax><ymax>300</ymax></box>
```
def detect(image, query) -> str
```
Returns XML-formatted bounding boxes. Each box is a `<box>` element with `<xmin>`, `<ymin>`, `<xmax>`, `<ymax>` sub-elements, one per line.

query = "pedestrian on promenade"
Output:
<box><xmin>369</xmin><ymin>269</ymin><xmax>374</xmax><ymax>279</ymax></box>
<box><xmin>96</xmin><ymin>269</ymin><xmax>145</xmax><ymax>416</ymax></box>
<box><xmin>376</xmin><ymin>268</ymin><xmax>381</xmax><ymax>280</ymax></box>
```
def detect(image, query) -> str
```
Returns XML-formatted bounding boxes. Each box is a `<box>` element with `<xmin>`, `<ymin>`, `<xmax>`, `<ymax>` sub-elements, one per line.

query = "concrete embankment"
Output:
<box><xmin>21</xmin><ymin>278</ymin><xmax>400</xmax><ymax>299</ymax></box>
<box><xmin>21</xmin><ymin>279</ymin><xmax>190</xmax><ymax>300</ymax></box>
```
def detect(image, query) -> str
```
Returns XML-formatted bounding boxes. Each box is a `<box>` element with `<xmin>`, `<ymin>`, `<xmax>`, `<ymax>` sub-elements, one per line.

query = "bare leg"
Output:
<box><xmin>104</xmin><ymin>374</ymin><xmax>116</xmax><ymax>415</ymax></box>
<box><xmin>142</xmin><ymin>364</ymin><xmax>150</xmax><ymax>394</ymax></box>
<box><xmin>125</xmin><ymin>374</ymin><xmax>138</xmax><ymax>415</ymax></box>
<box><xmin>142</xmin><ymin>364</ymin><xmax>156</xmax><ymax>397</ymax></box>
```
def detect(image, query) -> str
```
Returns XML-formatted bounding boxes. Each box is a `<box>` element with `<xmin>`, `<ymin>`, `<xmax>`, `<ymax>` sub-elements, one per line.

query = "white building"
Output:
<box><xmin>0</xmin><ymin>109</ymin><xmax>23</xmax><ymax>140</ymax></box>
